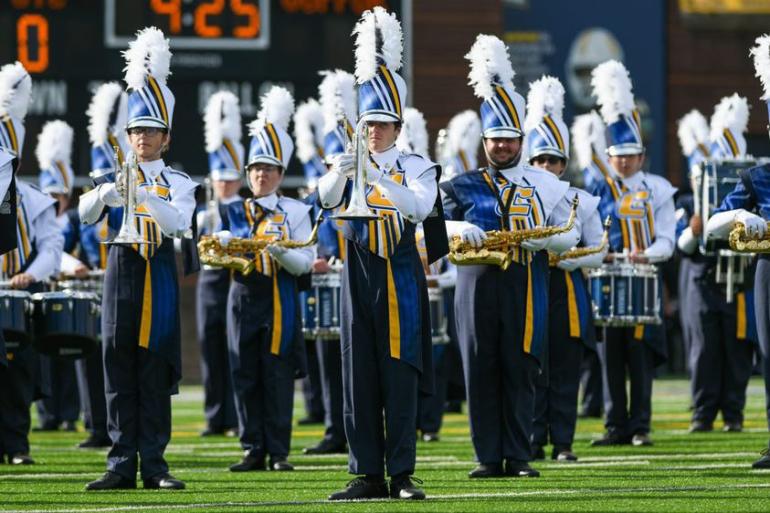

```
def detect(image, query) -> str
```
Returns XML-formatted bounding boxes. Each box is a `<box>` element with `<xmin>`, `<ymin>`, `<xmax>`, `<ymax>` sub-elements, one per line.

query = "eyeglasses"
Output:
<box><xmin>248</xmin><ymin>165</ymin><xmax>281</xmax><ymax>175</ymax></box>
<box><xmin>127</xmin><ymin>127</ymin><xmax>165</xmax><ymax>136</ymax></box>
<box><xmin>532</xmin><ymin>155</ymin><xmax>564</xmax><ymax>166</ymax></box>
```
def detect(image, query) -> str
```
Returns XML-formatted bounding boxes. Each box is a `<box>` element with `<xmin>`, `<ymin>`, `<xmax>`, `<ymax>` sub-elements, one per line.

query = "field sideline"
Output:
<box><xmin>3</xmin><ymin>378</ymin><xmax>770</xmax><ymax>512</ymax></box>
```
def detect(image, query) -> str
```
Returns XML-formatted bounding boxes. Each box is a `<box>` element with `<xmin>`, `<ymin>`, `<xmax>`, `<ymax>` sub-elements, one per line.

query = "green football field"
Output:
<box><xmin>3</xmin><ymin>378</ymin><xmax>770</xmax><ymax>512</ymax></box>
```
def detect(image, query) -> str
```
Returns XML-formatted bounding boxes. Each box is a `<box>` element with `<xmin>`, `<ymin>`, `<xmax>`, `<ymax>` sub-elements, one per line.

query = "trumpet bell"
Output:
<box><xmin>330</xmin><ymin>205</ymin><xmax>380</xmax><ymax>221</ymax></box>
<box><xmin>106</xmin><ymin>224</ymin><xmax>150</xmax><ymax>245</ymax></box>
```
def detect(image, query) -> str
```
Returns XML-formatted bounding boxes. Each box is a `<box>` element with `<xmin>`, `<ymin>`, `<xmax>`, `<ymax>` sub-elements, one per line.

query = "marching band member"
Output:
<box><xmin>300</xmin><ymin>69</ymin><xmax>357</xmax><ymax>455</ymax></box>
<box><xmin>81</xmin><ymin>27</ymin><xmax>198</xmax><ymax>490</ymax></box>
<box><xmin>319</xmin><ymin>7</ymin><xmax>443</xmax><ymax>500</ymax></box>
<box><xmin>442</xmin><ymin>36</ymin><xmax>579</xmax><ymax>479</ymax></box>
<box><xmin>34</xmin><ymin>120</ymin><xmax>81</xmax><ymax>433</ymax></box>
<box><xmin>440</xmin><ymin>110</ymin><xmax>481</xmax><ymax>182</ymax></box>
<box><xmin>677</xmin><ymin>103</ymin><xmax>754</xmax><ymax>433</ymax></box>
<box><xmin>0</xmin><ymin>61</ymin><xmax>63</xmax><ymax>465</ymax></box>
<box><xmin>589</xmin><ymin>60</ymin><xmax>677</xmax><ymax>447</ymax></box>
<box><xmin>196</xmin><ymin>91</ymin><xmax>242</xmax><ymax>437</ymax></box>
<box><xmin>65</xmin><ymin>83</ymin><xmax>130</xmax><ymax>449</ymax></box>
<box><xmin>293</xmin><ymin>97</ymin><xmax>326</xmax><ymax>426</ymax></box>
<box><xmin>570</xmin><ymin>112</ymin><xmax>610</xmax><ymax>419</ymax></box>
<box><xmin>218</xmin><ymin>86</ymin><xmax>313</xmax><ymax>473</ymax></box>
<box><xmin>525</xmin><ymin>76</ymin><xmax>604</xmax><ymax>463</ymax></box>
<box><xmin>706</xmin><ymin>35</ymin><xmax>770</xmax><ymax>468</ymax></box>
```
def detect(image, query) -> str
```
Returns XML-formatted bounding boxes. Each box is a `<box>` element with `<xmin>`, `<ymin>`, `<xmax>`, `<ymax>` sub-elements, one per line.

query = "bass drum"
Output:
<box><xmin>31</xmin><ymin>291</ymin><xmax>100</xmax><ymax>359</ymax></box>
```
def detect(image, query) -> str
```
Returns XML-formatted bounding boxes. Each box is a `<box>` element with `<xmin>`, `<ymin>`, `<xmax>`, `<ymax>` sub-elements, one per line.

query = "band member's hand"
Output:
<box><xmin>521</xmin><ymin>238</ymin><xmax>548</xmax><ymax>252</ymax></box>
<box><xmin>73</xmin><ymin>263</ymin><xmax>90</xmax><ymax>278</ymax></box>
<box><xmin>213</xmin><ymin>230</ymin><xmax>233</xmax><ymax>248</ymax></box>
<box><xmin>10</xmin><ymin>272</ymin><xmax>34</xmax><ymax>289</ymax></box>
<box><xmin>364</xmin><ymin>162</ymin><xmax>384</xmax><ymax>185</ymax></box>
<box><xmin>689</xmin><ymin>214</ymin><xmax>703</xmax><ymax>237</ymax></box>
<box><xmin>460</xmin><ymin>225</ymin><xmax>487</xmax><ymax>248</ymax></box>
<box><xmin>557</xmin><ymin>258</ymin><xmax>580</xmax><ymax>272</ymax></box>
<box><xmin>331</xmin><ymin>153</ymin><xmax>355</xmax><ymax>178</ymax></box>
<box><xmin>98</xmin><ymin>182</ymin><xmax>124</xmax><ymax>207</ymax></box>
<box><xmin>312</xmin><ymin>258</ymin><xmax>331</xmax><ymax>273</ymax></box>
<box><xmin>735</xmin><ymin>210</ymin><xmax>766</xmax><ymax>238</ymax></box>
<box><xmin>629</xmin><ymin>250</ymin><xmax>649</xmax><ymax>264</ymax></box>
<box><xmin>134</xmin><ymin>185</ymin><xmax>149</xmax><ymax>205</ymax></box>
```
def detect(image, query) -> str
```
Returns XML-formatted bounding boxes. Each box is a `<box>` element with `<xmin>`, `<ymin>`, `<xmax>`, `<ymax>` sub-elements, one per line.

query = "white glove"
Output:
<box><xmin>98</xmin><ymin>183</ymin><xmax>123</xmax><ymax>207</ymax></box>
<box><xmin>557</xmin><ymin>258</ymin><xmax>580</xmax><ymax>272</ymax></box>
<box><xmin>735</xmin><ymin>210</ymin><xmax>766</xmax><ymax>238</ymax></box>
<box><xmin>520</xmin><ymin>237</ymin><xmax>549</xmax><ymax>252</ymax></box>
<box><xmin>364</xmin><ymin>161</ymin><xmax>384</xmax><ymax>185</ymax></box>
<box><xmin>460</xmin><ymin>224</ymin><xmax>487</xmax><ymax>248</ymax></box>
<box><xmin>135</xmin><ymin>186</ymin><xmax>149</xmax><ymax>205</ymax></box>
<box><xmin>214</xmin><ymin>230</ymin><xmax>233</xmax><ymax>247</ymax></box>
<box><xmin>331</xmin><ymin>153</ymin><xmax>355</xmax><ymax>178</ymax></box>
<box><xmin>267</xmin><ymin>244</ymin><xmax>287</xmax><ymax>257</ymax></box>
<box><xmin>436</xmin><ymin>268</ymin><xmax>457</xmax><ymax>289</ymax></box>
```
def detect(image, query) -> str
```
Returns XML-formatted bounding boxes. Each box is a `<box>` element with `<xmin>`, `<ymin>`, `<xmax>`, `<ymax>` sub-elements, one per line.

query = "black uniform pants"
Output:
<box><xmin>0</xmin><ymin>346</ymin><xmax>35</xmax><ymax>457</ymax></box>
<box><xmin>75</xmin><ymin>348</ymin><xmax>108</xmax><ymax>437</ymax></box>
<box><xmin>316</xmin><ymin>337</ymin><xmax>345</xmax><ymax>445</ymax></box>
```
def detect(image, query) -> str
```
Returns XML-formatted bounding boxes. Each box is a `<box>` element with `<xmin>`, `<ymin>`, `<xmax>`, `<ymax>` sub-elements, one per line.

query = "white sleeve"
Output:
<box><xmin>374</xmin><ymin>166</ymin><xmax>438</xmax><ymax>223</ymax></box>
<box><xmin>144</xmin><ymin>183</ymin><xmax>196</xmax><ymax>238</ymax></box>
<box><xmin>24</xmin><ymin>206</ymin><xmax>64</xmax><ymax>282</ymax></box>
<box><xmin>643</xmin><ymin>196</ymin><xmax>676</xmax><ymax>262</ymax></box>
<box><xmin>543</xmin><ymin>197</ymin><xmax>581</xmax><ymax>253</ymax></box>
<box><xmin>677</xmin><ymin>227</ymin><xmax>699</xmax><ymax>255</ymax></box>
<box><xmin>60</xmin><ymin>251</ymin><xmax>83</xmax><ymax>274</ymax></box>
<box><xmin>705</xmin><ymin>209</ymin><xmax>742</xmax><ymax>240</ymax></box>
<box><xmin>564</xmin><ymin>209</ymin><xmax>606</xmax><ymax>268</ymax></box>
<box><xmin>78</xmin><ymin>187</ymin><xmax>107</xmax><ymax>225</ymax></box>
<box><xmin>318</xmin><ymin>171</ymin><xmax>348</xmax><ymax>209</ymax></box>
<box><xmin>271</xmin><ymin>209</ymin><xmax>314</xmax><ymax>275</ymax></box>
<box><xmin>0</xmin><ymin>155</ymin><xmax>12</xmax><ymax>202</ymax></box>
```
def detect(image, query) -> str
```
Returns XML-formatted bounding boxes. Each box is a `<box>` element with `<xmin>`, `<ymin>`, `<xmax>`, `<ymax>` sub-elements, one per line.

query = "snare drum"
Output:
<box><xmin>302</xmin><ymin>272</ymin><xmax>341</xmax><ymax>340</ymax></box>
<box><xmin>588</xmin><ymin>262</ymin><xmax>660</xmax><ymax>327</ymax></box>
<box><xmin>0</xmin><ymin>289</ymin><xmax>32</xmax><ymax>350</ymax></box>
<box><xmin>31</xmin><ymin>291</ymin><xmax>100</xmax><ymax>359</ymax></box>
<box><xmin>428</xmin><ymin>286</ymin><xmax>449</xmax><ymax>345</ymax></box>
<box><xmin>56</xmin><ymin>270</ymin><xmax>105</xmax><ymax>297</ymax></box>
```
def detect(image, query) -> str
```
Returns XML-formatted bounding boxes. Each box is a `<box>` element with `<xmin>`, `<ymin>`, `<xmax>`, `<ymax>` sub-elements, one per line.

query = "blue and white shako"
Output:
<box><xmin>87</xmin><ymin>82</ymin><xmax>129</xmax><ymax>185</ymax></box>
<box><xmin>247</xmin><ymin>86</ymin><xmax>295</xmax><ymax>171</ymax></box>
<box><xmin>591</xmin><ymin>60</ymin><xmax>644</xmax><ymax>156</ymax></box>
<box><xmin>204</xmin><ymin>90</ymin><xmax>244</xmax><ymax>181</ymax></box>
<box><xmin>123</xmin><ymin>26</ymin><xmax>175</xmax><ymax>131</ymax></box>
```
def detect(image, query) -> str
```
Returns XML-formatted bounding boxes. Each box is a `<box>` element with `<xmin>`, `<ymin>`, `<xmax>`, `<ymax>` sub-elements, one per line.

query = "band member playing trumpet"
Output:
<box><xmin>213</xmin><ymin>86</ymin><xmax>313</xmax><ymax>473</ymax></box>
<box><xmin>524</xmin><ymin>76</ymin><xmax>605</xmax><ymax>463</ymax></box>
<box><xmin>442</xmin><ymin>36</ymin><xmax>580</xmax><ymax>479</ymax></box>
<box><xmin>0</xmin><ymin>62</ymin><xmax>63</xmax><ymax>466</ymax></box>
<box><xmin>319</xmin><ymin>8</ymin><xmax>444</xmax><ymax>501</ymax></box>
<box><xmin>80</xmin><ymin>28</ymin><xmax>198</xmax><ymax>490</ymax></box>
<box><xmin>589</xmin><ymin>60</ymin><xmax>677</xmax><ymax>448</ymax></box>
<box><xmin>706</xmin><ymin>35</ymin><xmax>770</xmax><ymax>468</ymax></box>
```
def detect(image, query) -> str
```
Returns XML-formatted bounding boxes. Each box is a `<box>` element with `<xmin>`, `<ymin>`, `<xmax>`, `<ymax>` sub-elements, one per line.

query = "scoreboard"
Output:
<box><xmin>0</xmin><ymin>0</ymin><xmax>407</xmax><ymax>185</ymax></box>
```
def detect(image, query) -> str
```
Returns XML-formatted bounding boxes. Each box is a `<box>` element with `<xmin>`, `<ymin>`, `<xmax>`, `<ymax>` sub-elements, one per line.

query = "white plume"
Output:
<box><xmin>249</xmin><ymin>86</ymin><xmax>295</xmax><ymax>135</ymax></box>
<box><xmin>446</xmin><ymin>110</ymin><xmax>481</xmax><ymax>158</ymax></box>
<box><xmin>750</xmin><ymin>34</ymin><xmax>770</xmax><ymax>100</ymax></box>
<box><xmin>465</xmin><ymin>34</ymin><xmax>515</xmax><ymax>100</ymax></box>
<box><xmin>571</xmin><ymin>111</ymin><xmax>606</xmax><ymax>170</ymax></box>
<box><xmin>318</xmin><ymin>69</ymin><xmax>357</xmax><ymax>134</ymax></box>
<box><xmin>524</xmin><ymin>75</ymin><xmax>565</xmax><ymax>132</ymax></box>
<box><xmin>204</xmin><ymin>91</ymin><xmax>241</xmax><ymax>153</ymax></box>
<box><xmin>87</xmin><ymin>82</ymin><xmax>127</xmax><ymax>145</ymax></box>
<box><xmin>709</xmin><ymin>93</ymin><xmax>750</xmax><ymax>141</ymax></box>
<box><xmin>123</xmin><ymin>26</ymin><xmax>172</xmax><ymax>90</ymax></box>
<box><xmin>396</xmin><ymin>107</ymin><xmax>429</xmax><ymax>157</ymax></box>
<box><xmin>35</xmin><ymin>120</ymin><xmax>73</xmax><ymax>169</ymax></box>
<box><xmin>591</xmin><ymin>60</ymin><xmax>635</xmax><ymax>124</ymax></box>
<box><xmin>0</xmin><ymin>61</ymin><xmax>32</xmax><ymax>120</ymax></box>
<box><xmin>293</xmin><ymin>99</ymin><xmax>325</xmax><ymax>163</ymax></box>
<box><xmin>677</xmin><ymin>109</ymin><xmax>710</xmax><ymax>157</ymax></box>
<box><xmin>353</xmin><ymin>6</ymin><xmax>403</xmax><ymax>84</ymax></box>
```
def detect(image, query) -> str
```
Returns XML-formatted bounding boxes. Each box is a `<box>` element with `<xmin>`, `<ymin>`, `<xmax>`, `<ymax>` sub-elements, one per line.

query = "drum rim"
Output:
<box><xmin>0</xmin><ymin>290</ymin><xmax>32</xmax><ymax>298</ymax></box>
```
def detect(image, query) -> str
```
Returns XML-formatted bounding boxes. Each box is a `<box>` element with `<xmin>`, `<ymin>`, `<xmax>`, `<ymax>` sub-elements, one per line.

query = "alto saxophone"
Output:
<box><xmin>449</xmin><ymin>195</ymin><xmax>579</xmax><ymax>270</ymax></box>
<box><xmin>548</xmin><ymin>216</ymin><xmax>611</xmax><ymax>266</ymax></box>
<box><xmin>198</xmin><ymin>212</ymin><xmax>322</xmax><ymax>275</ymax></box>
<box><xmin>728</xmin><ymin>221</ymin><xmax>770</xmax><ymax>253</ymax></box>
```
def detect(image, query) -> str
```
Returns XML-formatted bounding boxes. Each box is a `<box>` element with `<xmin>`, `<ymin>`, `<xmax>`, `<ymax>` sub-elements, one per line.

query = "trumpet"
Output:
<box><xmin>105</xmin><ymin>148</ymin><xmax>149</xmax><ymax>245</ymax></box>
<box><xmin>203</xmin><ymin>176</ymin><xmax>218</xmax><ymax>235</ymax></box>
<box><xmin>449</xmin><ymin>195</ymin><xmax>579</xmax><ymax>270</ymax></box>
<box><xmin>198</xmin><ymin>213</ymin><xmax>322</xmax><ymax>275</ymax></box>
<box><xmin>331</xmin><ymin>117</ymin><xmax>380</xmax><ymax>221</ymax></box>
<box><xmin>548</xmin><ymin>216</ymin><xmax>611</xmax><ymax>266</ymax></box>
<box><xmin>728</xmin><ymin>221</ymin><xmax>770</xmax><ymax>253</ymax></box>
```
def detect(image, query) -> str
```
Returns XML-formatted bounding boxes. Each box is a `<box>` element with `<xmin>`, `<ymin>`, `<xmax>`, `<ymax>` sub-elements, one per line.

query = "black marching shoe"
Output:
<box><xmin>200</xmin><ymin>427</ymin><xmax>224</xmax><ymax>437</ymax></box>
<box><xmin>421</xmin><ymin>432</ymin><xmax>440</xmax><ymax>443</ymax></box>
<box><xmin>632</xmin><ymin>433</ymin><xmax>653</xmax><ymax>447</ymax></box>
<box><xmin>297</xmin><ymin>415</ymin><xmax>324</xmax><ymax>426</ymax></box>
<box><xmin>33</xmin><ymin>421</ymin><xmax>59</xmax><ymax>432</ymax></box>
<box><xmin>328</xmin><ymin>476</ymin><xmax>389</xmax><ymax>500</ymax></box>
<box><xmin>504</xmin><ymin>460</ymin><xmax>540</xmax><ymax>477</ymax></box>
<box><xmin>752</xmin><ymin>448</ymin><xmax>770</xmax><ymax>469</ymax></box>
<box><xmin>468</xmin><ymin>463</ymin><xmax>504</xmax><ymax>478</ymax></box>
<box><xmin>578</xmin><ymin>407</ymin><xmax>602</xmax><ymax>419</ymax></box>
<box><xmin>591</xmin><ymin>432</ymin><xmax>631</xmax><ymax>446</ymax></box>
<box><xmin>552</xmin><ymin>446</ymin><xmax>578</xmax><ymax>462</ymax></box>
<box><xmin>143</xmin><ymin>472</ymin><xmax>185</xmax><ymax>490</ymax></box>
<box><xmin>10</xmin><ymin>453</ymin><xmax>34</xmax><ymax>465</ymax></box>
<box><xmin>85</xmin><ymin>471</ymin><xmax>136</xmax><ymax>491</ymax></box>
<box><xmin>78</xmin><ymin>434</ymin><xmax>112</xmax><ymax>449</ymax></box>
<box><xmin>229</xmin><ymin>454</ymin><xmax>266</xmax><ymax>472</ymax></box>
<box><xmin>688</xmin><ymin>420</ymin><xmax>713</xmax><ymax>433</ymax></box>
<box><xmin>389</xmin><ymin>474</ymin><xmax>425</xmax><ymax>500</ymax></box>
<box><xmin>303</xmin><ymin>438</ymin><xmax>347</xmax><ymax>455</ymax></box>
<box><xmin>269</xmin><ymin>457</ymin><xmax>294</xmax><ymax>471</ymax></box>
<box><xmin>723</xmin><ymin>421</ymin><xmax>743</xmax><ymax>433</ymax></box>
<box><xmin>62</xmin><ymin>421</ymin><xmax>77</xmax><ymax>432</ymax></box>
<box><xmin>531</xmin><ymin>444</ymin><xmax>546</xmax><ymax>460</ymax></box>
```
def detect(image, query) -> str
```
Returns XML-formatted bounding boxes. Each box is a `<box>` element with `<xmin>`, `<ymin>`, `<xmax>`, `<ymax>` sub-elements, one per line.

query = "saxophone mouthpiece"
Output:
<box><xmin>603</xmin><ymin>216</ymin><xmax>612</xmax><ymax>230</ymax></box>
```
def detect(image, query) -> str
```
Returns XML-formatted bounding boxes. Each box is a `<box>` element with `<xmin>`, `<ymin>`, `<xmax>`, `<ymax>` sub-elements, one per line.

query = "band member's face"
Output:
<box><xmin>530</xmin><ymin>154</ymin><xmax>567</xmax><ymax>176</ymax></box>
<box><xmin>366</xmin><ymin>121</ymin><xmax>400</xmax><ymax>153</ymax></box>
<box><xmin>609</xmin><ymin>153</ymin><xmax>645</xmax><ymax>178</ymax></box>
<box><xmin>127</xmin><ymin>127</ymin><xmax>169</xmax><ymax>161</ymax></box>
<box><xmin>213</xmin><ymin>179</ymin><xmax>241</xmax><ymax>199</ymax></box>
<box><xmin>484</xmin><ymin>137</ymin><xmax>522</xmax><ymax>168</ymax></box>
<box><xmin>248</xmin><ymin>163</ymin><xmax>282</xmax><ymax>197</ymax></box>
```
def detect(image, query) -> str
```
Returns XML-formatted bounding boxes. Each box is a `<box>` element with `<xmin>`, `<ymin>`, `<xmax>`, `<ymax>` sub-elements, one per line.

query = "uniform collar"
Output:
<box><xmin>138</xmin><ymin>159</ymin><xmax>165</xmax><ymax>179</ymax></box>
<box><xmin>253</xmin><ymin>192</ymin><xmax>278</xmax><ymax>211</ymax></box>
<box><xmin>371</xmin><ymin>145</ymin><xmax>400</xmax><ymax>172</ymax></box>
<box><xmin>220</xmin><ymin>194</ymin><xmax>241</xmax><ymax>205</ymax></box>
<box><xmin>494</xmin><ymin>163</ymin><xmax>524</xmax><ymax>185</ymax></box>
<box><xmin>618</xmin><ymin>170</ymin><xmax>645</xmax><ymax>190</ymax></box>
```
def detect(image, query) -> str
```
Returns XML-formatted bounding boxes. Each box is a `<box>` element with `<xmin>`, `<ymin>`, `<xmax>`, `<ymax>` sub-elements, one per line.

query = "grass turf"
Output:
<box><xmin>2</xmin><ymin>378</ymin><xmax>770</xmax><ymax>512</ymax></box>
